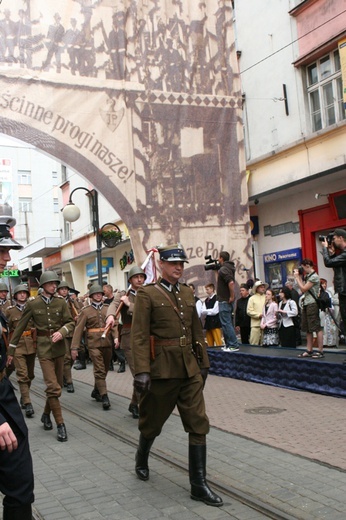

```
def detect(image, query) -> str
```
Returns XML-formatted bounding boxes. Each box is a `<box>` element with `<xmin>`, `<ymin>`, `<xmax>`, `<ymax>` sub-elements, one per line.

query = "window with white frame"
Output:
<box><xmin>18</xmin><ymin>198</ymin><xmax>32</xmax><ymax>212</ymax></box>
<box><xmin>52</xmin><ymin>171</ymin><xmax>58</xmax><ymax>186</ymax></box>
<box><xmin>307</xmin><ymin>50</ymin><xmax>345</xmax><ymax>132</ymax></box>
<box><xmin>53</xmin><ymin>198</ymin><xmax>59</xmax><ymax>213</ymax></box>
<box><xmin>17</xmin><ymin>170</ymin><xmax>32</xmax><ymax>184</ymax></box>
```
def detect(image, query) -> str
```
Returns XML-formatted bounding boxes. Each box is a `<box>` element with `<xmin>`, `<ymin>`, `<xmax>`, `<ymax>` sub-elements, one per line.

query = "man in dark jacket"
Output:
<box><xmin>321</xmin><ymin>228</ymin><xmax>346</xmax><ymax>361</ymax></box>
<box><xmin>0</xmin><ymin>215</ymin><xmax>34</xmax><ymax>520</ymax></box>
<box><xmin>217</xmin><ymin>251</ymin><xmax>239</xmax><ymax>351</ymax></box>
<box><xmin>235</xmin><ymin>283</ymin><xmax>251</xmax><ymax>344</ymax></box>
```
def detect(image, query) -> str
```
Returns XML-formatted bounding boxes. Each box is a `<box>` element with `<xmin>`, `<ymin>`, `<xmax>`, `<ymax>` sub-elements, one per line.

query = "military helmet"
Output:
<box><xmin>128</xmin><ymin>265</ymin><xmax>147</xmax><ymax>281</ymax></box>
<box><xmin>13</xmin><ymin>284</ymin><xmax>30</xmax><ymax>297</ymax></box>
<box><xmin>39</xmin><ymin>271</ymin><xmax>60</xmax><ymax>287</ymax></box>
<box><xmin>0</xmin><ymin>282</ymin><xmax>9</xmax><ymax>292</ymax></box>
<box><xmin>158</xmin><ymin>243</ymin><xmax>189</xmax><ymax>263</ymax></box>
<box><xmin>89</xmin><ymin>284</ymin><xmax>104</xmax><ymax>297</ymax></box>
<box><xmin>0</xmin><ymin>216</ymin><xmax>23</xmax><ymax>250</ymax></box>
<box><xmin>57</xmin><ymin>280</ymin><xmax>70</xmax><ymax>290</ymax></box>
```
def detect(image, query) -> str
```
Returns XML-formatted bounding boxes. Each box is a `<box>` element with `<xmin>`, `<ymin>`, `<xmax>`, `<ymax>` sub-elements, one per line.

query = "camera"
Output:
<box><xmin>318</xmin><ymin>233</ymin><xmax>334</xmax><ymax>245</ymax></box>
<box><xmin>204</xmin><ymin>255</ymin><xmax>220</xmax><ymax>271</ymax></box>
<box><xmin>297</xmin><ymin>266</ymin><xmax>304</xmax><ymax>276</ymax></box>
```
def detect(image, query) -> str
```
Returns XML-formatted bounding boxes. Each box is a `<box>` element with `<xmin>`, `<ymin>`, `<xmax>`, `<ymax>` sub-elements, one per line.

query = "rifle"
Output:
<box><xmin>101</xmin><ymin>249</ymin><xmax>157</xmax><ymax>338</ymax></box>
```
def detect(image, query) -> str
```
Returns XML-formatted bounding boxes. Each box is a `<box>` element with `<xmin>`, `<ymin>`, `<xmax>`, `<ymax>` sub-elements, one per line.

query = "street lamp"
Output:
<box><xmin>62</xmin><ymin>187</ymin><xmax>103</xmax><ymax>285</ymax></box>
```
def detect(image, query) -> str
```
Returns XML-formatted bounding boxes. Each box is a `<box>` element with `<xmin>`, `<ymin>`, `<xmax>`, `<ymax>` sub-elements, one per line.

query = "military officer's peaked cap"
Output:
<box><xmin>0</xmin><ymin>216</ymin><xmax>23</xmax><ymax>250</ymax></box>
<box><xmin>158</xmin><ymin>244</ymin><xmax>189</xmax><ymax>263</ymax></box>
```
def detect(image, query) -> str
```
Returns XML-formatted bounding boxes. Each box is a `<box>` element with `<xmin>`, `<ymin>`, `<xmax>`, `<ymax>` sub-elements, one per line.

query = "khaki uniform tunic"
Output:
<box><xmin>107</xmin><ymin>289</ymin><xmax>135</xmax><ymax>368</ymax></box>
<box><xmin>9</xmin><ymin>295</ymin><xmax>75</xmax><ymax>359</ymax></box>
<box><xmin>5</xmin><ymin>304</ymin><xmax>36</xmax><ymax>404</ymax></box>
<box><xmin>71</xmin><ymin>303</ymin><xmax>113</xmax><ymax>395</ymax></box>
<box><xmin>130</xmin><ymin>279</ymin><xmax>210</xmax><ymax>440</ymax></box>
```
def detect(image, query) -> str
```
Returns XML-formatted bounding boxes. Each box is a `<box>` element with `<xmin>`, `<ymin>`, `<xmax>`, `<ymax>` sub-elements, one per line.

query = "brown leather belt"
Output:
<box><xmin>22</xmin><ymin>330</ymin><xmax>32</xmax><ymax>337</ymax></box>
<box><xmin>88</xmin><ymin>328</ymin><xmax>105</xmax><ymax>333</ymax></box>
<box><xmin>154</xmin><ymin>336</ymin><xmax>192</xmax><ymax>347</ymax></box>
<box><xmin>121</xmin><ymin>324</ymin><xmax>131</xmax><ymax>329</ymax></box>
<box><xmin>37</xmin><ymin>330</ymin><xmax>58</xmax><ymax>337</ymax></box>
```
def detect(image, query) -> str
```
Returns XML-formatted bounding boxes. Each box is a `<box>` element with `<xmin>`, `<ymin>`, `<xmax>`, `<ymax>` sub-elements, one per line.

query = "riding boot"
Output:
<box><xmin>189</xmin><ymin>444</ymin><xmax>223</xmax><ymax>507</ymax></box>
<box><xmin>135</xmin><ymin>434</ymin><xmax>155</xmax><ymax>481</ymax></box>
<box><xmin>73</xmin><ymin>351</ymin><xmax>86</xmax><ymax>370</ymax></box>
<box><xmin>3</xmin><ymin>503</ymin><xmax>32</xmax><ymax>520</ymax></box>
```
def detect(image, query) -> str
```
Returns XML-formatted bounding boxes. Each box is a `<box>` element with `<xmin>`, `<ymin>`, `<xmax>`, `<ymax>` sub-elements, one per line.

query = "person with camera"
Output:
<box><xmin>216</xmin><ymin>251</ymin><xmax>239</xmax><ymax>352</ymax></box>
<box><xmin>321</xmin><ymin>228</ymin><xmax>346</xmax><ymax>360</ymax></box>
<box><xmin>294</xmin><ymin>259</ymin><xmax>324</xmax><ymax>359</ymax></box>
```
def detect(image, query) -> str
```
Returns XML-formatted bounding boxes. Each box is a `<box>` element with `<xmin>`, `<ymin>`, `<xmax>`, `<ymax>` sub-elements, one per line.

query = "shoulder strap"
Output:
<box><xmin>154</xmin><ymin>284</ymin><xmax>184</xmax><ymax>323</ymax></box>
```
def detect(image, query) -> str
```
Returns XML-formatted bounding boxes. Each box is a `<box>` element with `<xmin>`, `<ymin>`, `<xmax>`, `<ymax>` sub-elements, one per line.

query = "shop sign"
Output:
<box><xmin>0</xmin><ymin>269</ymin><xmax>19</xmax><ymax>277</ymax></box>
<box><xmin>86</xmin><ymin>257</ymin><xmax>114</xmax><ymax>276</ymax></box>
<box><xmin>263</xmin><ymin>248</ymin><xmax>301</xmax><ymax>264</ymax></box>
<box><xmin>120</xmin><ymin>250</ymin><xmax>134</xmax><ymax>270</ymax></box>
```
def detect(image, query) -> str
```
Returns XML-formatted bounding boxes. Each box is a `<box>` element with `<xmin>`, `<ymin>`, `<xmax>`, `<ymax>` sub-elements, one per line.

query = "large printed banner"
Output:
<box><xmin>0</xmin><ymin>0</ymin><xmax>251</xmax><ymax>285</ymax></box>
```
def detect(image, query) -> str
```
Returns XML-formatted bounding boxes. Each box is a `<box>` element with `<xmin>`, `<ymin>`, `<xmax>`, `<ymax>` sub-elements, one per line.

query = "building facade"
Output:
<box><xmin>235</xmin><ymin>0</ymin><xmax>346</xmax><ymax>288</ymax></box>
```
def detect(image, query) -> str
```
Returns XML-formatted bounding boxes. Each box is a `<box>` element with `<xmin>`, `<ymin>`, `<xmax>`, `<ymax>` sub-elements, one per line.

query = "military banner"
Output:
<box><xmin>0</xmin><ymin>0</ymin><xmax>251</xmax><ymax>286</ymax></box>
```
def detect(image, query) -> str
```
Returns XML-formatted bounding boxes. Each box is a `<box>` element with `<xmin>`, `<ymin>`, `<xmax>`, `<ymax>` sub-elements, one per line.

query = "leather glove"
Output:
<box><xmin>200</xmin><ymin>368</ymin><xmax>209</xmax><ymax>387</ymax></box>
<box><xmin>134</xmin><ymin>372</ymin><xmax>151</xmax><ymax>394</ymax></box>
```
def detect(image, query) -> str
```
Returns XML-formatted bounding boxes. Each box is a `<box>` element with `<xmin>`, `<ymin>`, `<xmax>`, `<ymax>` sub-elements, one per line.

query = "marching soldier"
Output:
<box><xmin>131</xmin><ymin>244</ymin><xmax>223</xmax><ymax>507</ymax></box>
<box><xmin>106</xmin><ymin>265</ymin><xmax>147</xmax><ymax>419</ymax></box>
<box><xmin>5</xmin><ymin>284</ymin><xmax>36</xmax><ymax>418</ymax></box>
<box><xmin>0</xmin><ymin>281</ymin><xmax>10</xmax><ymax>312</ymax></box>
<box><xmin>71</xmin><ymin>284</ymin><xmax>114</xmax><ymax>410</ymax></box>
<box><xmin>56</xmin><ymin>280</ymin><xmax>80</xmax><ymax>393</ymax></box>
<box><xmin>9</xmin><ymin>271</ymin><xmax>75</xmax><ymax>442</ymax></box>
<box><xmin>0</xmin><ymin>215</ymin><xmax>34</xmax><ymax>520</ymax></box>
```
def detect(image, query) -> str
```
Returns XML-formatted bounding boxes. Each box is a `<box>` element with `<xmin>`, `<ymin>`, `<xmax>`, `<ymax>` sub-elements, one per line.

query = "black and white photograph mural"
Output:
<box><xmin>0</xmin><ymin>0</ymin><xmax>251</xmax><ymax>283</ymax></box>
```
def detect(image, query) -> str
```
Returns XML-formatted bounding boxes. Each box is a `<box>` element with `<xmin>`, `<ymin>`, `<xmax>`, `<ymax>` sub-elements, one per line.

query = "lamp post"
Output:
<box><xmin>62</xmin><ymin>187</ymin><xmax>103</xmax><ymax>285</ymax></box>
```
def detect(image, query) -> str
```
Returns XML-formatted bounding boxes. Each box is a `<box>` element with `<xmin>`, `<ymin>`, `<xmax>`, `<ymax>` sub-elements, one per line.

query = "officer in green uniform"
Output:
<box><xmin>131</xmin><ymin>244</ymin><xmax>223</xmax><ymax>507</ymax></box>
<box><xmin>71</xmin><ymin>284</ymin><xmax>114</xmax><ymax>410</ymax></box>
<box><xmin>9</xmin><ymin>271</ymin><xmax>75</xmax><ymax>442</ymax></box>
<box><xmin>106</xmin><ymin>265</ymin><xmax>147</xmax><ymax>419</ymax></box>
<box><xmin>5</xmin><ymin>284</ymin><xmax>36</xmax><ymax>418</ymax></box>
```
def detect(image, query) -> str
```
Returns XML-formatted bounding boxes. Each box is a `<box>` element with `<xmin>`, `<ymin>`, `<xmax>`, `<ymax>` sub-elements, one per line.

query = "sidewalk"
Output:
<box><xmin>73</xmin><ymin>362</ymin><xmax>346</xmax><ymax>470</ymax></box>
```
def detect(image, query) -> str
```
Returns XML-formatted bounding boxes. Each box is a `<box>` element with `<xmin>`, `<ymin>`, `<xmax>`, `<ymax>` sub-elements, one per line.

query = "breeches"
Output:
<box><xmin>205</xmin><ymin>328</ymin><xmax>223</xmax><ymax>347</ymax></box>
<box><xmin>39</xmin><ymin>356</ymin><xmax>64</xmax><ymax>398</ymax></box>
<box><xmin>139</xmin><ymin>374</ymin><xmax>209</xmax><ymax>439</ymax></box>
<box><xmin>14</xmin><ymin>352</ymin><xmax>36</xmax><ymax>386</ymax></box>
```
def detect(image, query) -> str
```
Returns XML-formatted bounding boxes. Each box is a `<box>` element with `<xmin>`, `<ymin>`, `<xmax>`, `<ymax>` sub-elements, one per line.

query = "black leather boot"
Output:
<box><xmin>73</xmin><ymin>351</ymin><xmax>86</xmax><ymax>370</ymax></box>
<box><xmin>135</xmin><ymin>434</ymin><xmax>155</xmax><ymax>481</ymax></box>
<box><xmin>189</xmin><ymin>445</ymin><xmax>223</xmax><ymax>507</ymax></box>
<box><xmin>25</xmin><ymin>403</ymin><xmax>34</xmax><ymax>418</ymax></box>
<box><xmin>102</xmin><ymin>394</ymin><xmax>111</xmax><ymax>410</ymax></box>
<box><xmin>128</xmin><ymin>403</ymin><xmax>139</xmax><ymax>419</ymax></box>
<box><xmin>91</xmin><ymin>386</ymin><xmax>102</xmax><ymax>402</ymax></box>
<box><xmin>41</xmin><ymin>413</ymin><xmax>53</xmax><ymax>431</ymax></box>
<box><xmin>57</xmin><ymin>423</ymin><xmax>68</xmax><ymax>442</ymax></box>
<box><xmin>117</xmin><ymin>361</ymin><xmax>126</xmax><ymax>373</ymax></box>
<box><xmin>3</xmin><ymin>503</ymin><xmax>32</xmax><ymax>520</ymax></box>
<box><xmin>66</xmin><ymin>382</ymin><xmax>75</xmax><ymax>393</ymax></box>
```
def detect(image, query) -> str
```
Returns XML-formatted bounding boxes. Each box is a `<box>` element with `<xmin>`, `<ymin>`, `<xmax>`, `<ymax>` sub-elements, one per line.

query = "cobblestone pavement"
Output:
<box><xmin>73</xmin><ymin>360</ymin><xmax>346</xmax><ymax>471</ymax></box>
<box><xmin>5</xmin><ymin>359</ymin><xmax>345</xmax><ymax>520</ymax></box>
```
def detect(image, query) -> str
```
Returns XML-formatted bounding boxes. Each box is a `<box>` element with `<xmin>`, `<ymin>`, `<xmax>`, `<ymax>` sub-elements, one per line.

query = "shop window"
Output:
<box><xmin>307</xmin><ymin>50</ymin><xmax>345</xmax><ymax>132</ymax></box>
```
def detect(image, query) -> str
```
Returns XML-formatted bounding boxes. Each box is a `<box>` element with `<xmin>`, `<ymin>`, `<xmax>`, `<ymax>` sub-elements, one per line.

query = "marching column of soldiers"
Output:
<box><xmin>3</xmin><ymin>242</ymin><xmax>223</xmax><ymax>508</ymax></box>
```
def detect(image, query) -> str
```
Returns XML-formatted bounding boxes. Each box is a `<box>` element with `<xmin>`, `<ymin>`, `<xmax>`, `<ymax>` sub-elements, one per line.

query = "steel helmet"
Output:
<box><xmin>14</xmin><ymin>284</ymin><xmax>30</xmax><ymax>297</ymax></box>
<box><xmin>128</xmin><ymin>266</ymin><xmax>147</xmax><ymax>281</ymax></box>
<box><xmin>88</xmin><ymin>284</ymin><xmax>104</xmax><ymax>297</ymax></box>
<box><xmin>39</xmin><ymin>271</ymin><xmax>60</xmax><ymax>287</ymax></box>
<box><xmin>0</xmin><ymin>282</ymin><xmax>9</xmax><ymax>292</ymax></box>
<box><xmin>57</xmin><ymin>280</ymin><xmax>70</xmax><ymax>290</ymax></box>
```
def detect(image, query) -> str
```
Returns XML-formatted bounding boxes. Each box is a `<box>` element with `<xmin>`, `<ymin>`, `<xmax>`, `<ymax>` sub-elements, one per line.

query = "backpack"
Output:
<box><xmin>308</xmin><ymin>288</ymin><xmax>331</xmax><ymax>312</ymax></box>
